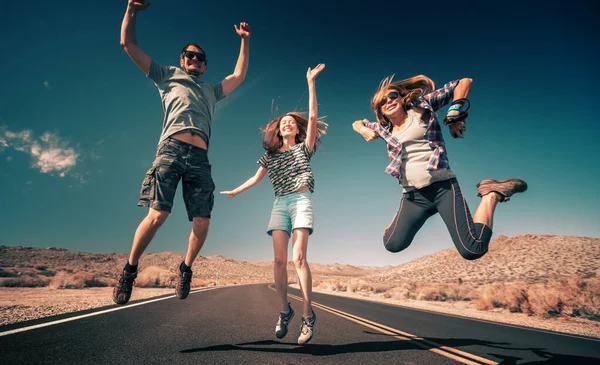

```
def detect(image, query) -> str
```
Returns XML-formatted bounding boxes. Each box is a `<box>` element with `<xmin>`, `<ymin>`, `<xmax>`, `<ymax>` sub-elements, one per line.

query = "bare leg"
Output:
<box><xmin>472</xmin><ymin>192</ymin><xmax>501</xmax><ymax>229</ymax></box>
<box><xmin>128</xmin><ymin>208</ymin><xmax>169</xmax><ymax>265</ymax></box>
<box><xmin>272</xmin><ymin>230</ymin><xmax>290</xmax><ymax>311</ymax></box>
<box><xmin>292</xmin><ymin>228</ymin><xmax>312</xmax><ymax>317</ymax></box>
<box><xmin>184</xmin><ymin>217</ymin><xmax>210</xmax><ymax>266</ymax></box>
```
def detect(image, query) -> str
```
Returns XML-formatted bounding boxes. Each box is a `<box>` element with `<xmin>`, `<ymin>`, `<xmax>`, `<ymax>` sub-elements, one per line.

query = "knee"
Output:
<box><xmin>384</xmin><ymin>241</ymin><xmax>409</xmax><ymax>253</ymax></box>
<box><xmin>274</xmin><ymin>257</ymin><xmax>288</xmax><ymax>269</ymax></box>
<box><xmin>383</xmin><ymin>234</ymin><xmax>411</xmax><ymax>253</ymax></box>
<box><xmin>146</xmin><ymin>210</ymin><xmax>169</xmax><ymax>227</ymax></box>
<box><xmin>459</xmin><ymin>250</ymin><xmax>487</xmax><ymax>261</ymax></box>
<box><xmin>293</xmin><ymin>255</ymin><xmax>307</xmax><ymax>270</ymax></box>
<box><xmin>192</xmin><ymin>217</ymin><xmax>210</xmax><ymax>230</ymax></box>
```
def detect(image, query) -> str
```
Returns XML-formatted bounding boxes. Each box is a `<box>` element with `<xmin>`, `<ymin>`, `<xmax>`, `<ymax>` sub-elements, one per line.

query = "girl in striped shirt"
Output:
<box><xmin>221</xmin><ymin>64</ymin><xmax>327</xmax><ymax>345</ymax></box>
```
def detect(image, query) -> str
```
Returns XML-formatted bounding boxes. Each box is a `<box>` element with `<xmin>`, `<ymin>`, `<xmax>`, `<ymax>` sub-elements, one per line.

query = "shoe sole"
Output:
<box><xmin>476</xmin><ymin>178</ymin><xmax>528</xmax><ymax>192</ymax></box>
<box><xmin>176</xmin><ymin>289</ymin><xmax>190</xmax><ymax>300</ymax></box>
<box><xmin>113</xmin><ymin>297</ymin><xmax>130</xmax><ymax>305</ymax></box>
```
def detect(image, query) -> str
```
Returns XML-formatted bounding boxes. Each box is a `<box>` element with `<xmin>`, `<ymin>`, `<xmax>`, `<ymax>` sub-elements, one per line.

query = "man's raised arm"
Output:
<box><xmin>120</xmin><ymin>0</ymin><xmax>152</xmax><ymax>75</ymax></box>
<box><xmin>221</xmin><ymin>22</ymin><xmax>251</xmax><ymax>96</ymax></box>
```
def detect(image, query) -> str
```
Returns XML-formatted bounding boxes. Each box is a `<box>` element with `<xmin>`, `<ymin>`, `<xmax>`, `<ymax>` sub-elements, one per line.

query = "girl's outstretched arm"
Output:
<box><xmin>352</xmin><ymin>119</ymin><xmax>378</xmax><ymax>142</ymax></box>
<box><xmin>305</xmin><ymin>63</ymin><xmax>325</xmax><ymax>153</ymax></box>
<box><xmin>220</xmin><ymin>166</ymin><xmax>267</xmax><ymax>198</ymax></box>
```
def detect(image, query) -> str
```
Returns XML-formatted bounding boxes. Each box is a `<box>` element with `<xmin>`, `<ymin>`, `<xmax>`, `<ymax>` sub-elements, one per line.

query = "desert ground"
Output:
<box><xmin>1</xmin><ymin>234</ymin><xmax>598</xmax><ymax>338</ymax></box>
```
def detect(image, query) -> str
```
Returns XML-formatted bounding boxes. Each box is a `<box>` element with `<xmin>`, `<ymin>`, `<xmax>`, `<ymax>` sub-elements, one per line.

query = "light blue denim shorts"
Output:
<box><xmin>267</xmin><ymin>190</ymin><xmax>314</xmax><ymax>236</ymax></box>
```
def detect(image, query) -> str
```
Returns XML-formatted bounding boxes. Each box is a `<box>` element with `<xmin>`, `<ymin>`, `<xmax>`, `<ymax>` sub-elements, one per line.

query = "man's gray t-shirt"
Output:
<box><xmin>147</xmin><ymin>60</ymin><xmax>225</xmax><ymax>147</ymax></box>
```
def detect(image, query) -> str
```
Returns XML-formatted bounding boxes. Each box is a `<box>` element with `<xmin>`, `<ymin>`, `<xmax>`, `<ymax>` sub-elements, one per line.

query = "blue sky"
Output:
<box><xmin>0</xmin><ymin>0</ymin><xmax>598</xmax><ymax>266</ymax></box>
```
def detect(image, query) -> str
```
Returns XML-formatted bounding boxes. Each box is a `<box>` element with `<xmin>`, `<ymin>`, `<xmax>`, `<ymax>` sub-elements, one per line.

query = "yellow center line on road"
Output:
<box><xmin>269</xmin><ymin>285</ymin><xmax>498</xmax><ymax>365</ymax></box>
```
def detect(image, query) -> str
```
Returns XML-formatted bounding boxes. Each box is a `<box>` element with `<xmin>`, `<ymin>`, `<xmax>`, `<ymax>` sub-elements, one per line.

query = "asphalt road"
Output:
<box><xmin>1</xmin><ymin>284</ymin><xmax>599</xmax><ymax>364</ymax></box>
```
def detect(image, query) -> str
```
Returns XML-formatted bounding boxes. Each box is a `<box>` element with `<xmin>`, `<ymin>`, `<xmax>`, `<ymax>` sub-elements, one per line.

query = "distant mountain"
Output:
<box><xmin>0</xmin><ymin>246</ymin><xmax>377</xmax><ymax>286</ymax></box>
<box><xmin>361</xmin><ymin>234</ymin><xmax>599</xmax><ymax>285</ymax></box>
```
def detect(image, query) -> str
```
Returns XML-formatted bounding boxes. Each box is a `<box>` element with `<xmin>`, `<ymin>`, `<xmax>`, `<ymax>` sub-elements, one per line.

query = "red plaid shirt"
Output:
<box><xmin>362</xmin><ymin>80</ymin><xmax>460</xmax><ymax>180</ymax></box>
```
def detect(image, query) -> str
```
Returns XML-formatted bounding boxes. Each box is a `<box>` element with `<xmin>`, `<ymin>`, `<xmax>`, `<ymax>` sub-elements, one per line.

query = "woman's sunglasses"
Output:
<box><xmin>183</xmin><ymin>51</ymin><xmax>206</xmax><ymax>62</ymax></box>
<box><xmin>380</xmin><ymin>91</ymin><xmax>400</xmax><ymax>106</ymax></box>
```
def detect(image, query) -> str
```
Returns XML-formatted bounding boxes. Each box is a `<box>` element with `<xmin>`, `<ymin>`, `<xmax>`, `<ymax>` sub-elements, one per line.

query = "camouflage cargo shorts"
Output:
<box><xmin>138</xmin><ymin>137</ymin><xmax>215</xmax><ymax>220</ymax></box>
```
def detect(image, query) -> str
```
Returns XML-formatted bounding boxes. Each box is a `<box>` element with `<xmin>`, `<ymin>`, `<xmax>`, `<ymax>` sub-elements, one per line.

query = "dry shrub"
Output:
<box><xmin>353</xmin><ymin>280</ymin><xmax>374</xmax><ymax>293</ymax></box>
<box><xmin>1</xmin><ymin>277</ymin><xmax>49</xmax><ymax>287</ymax></box>
<box><xmin>385</xmin><ymin>286</ymin><xmax>411</xmax><ymax>300</ymax></box>
<box><xmin>0</xmin><ymin>269</ymin><xmax>19</xmax><ymax>278</ymax></box>
<box><xmin>322</xmin><ymin>279</ymin><xmax>347</xmax><ymax>292</ymax></box>
<box><xmin>401</xmin><ymin>281</ymin><xmax>419</xmax><ymax>299</ymax></box>
<box><xmin>552</xmin><ymin>277</ymin><xmax>600</xmax><ymax>320</ymax></box>
<box><xmin>474</xmin><ymin>284</ymin><xmax>505</xmax><ymax>310</ymax></box>
<box><xmin>503</xmin><ymin>283</ymin><xmax>530</xmax><ymax>313</ymax></box>
<box><xmin>34</xmin><ymin>265</ymin><xmax>48</xmax><ymax>270</ymax></box>
<box><xmin>377</xmin><ymin>281</ymin><xmax>474</xmax><ymax>302</ymax></box>
<box><xmin>446</xmin><ymin>283</ymin><xmax>473</xmax><ymax>301</ymax></box>
<box><xmin>346</xmin><ymin>281</ymin><xmax>358</xmax><ymax>293</ymax></box>
<box><xmin>471</xmin><ymin>276</ymin><xmax>600</xmax><ymax>321</ymax></box>
<box><xmin>417</xmin><ymin>285</ymin><xmax>448</xmax><ymax>301</ymax></box>
<box><xmin>476</xmin><ymin>282</ymin><xmax>530</xmax><ymax>313</ymax></box>
<box><xmin>99</xmin><ymin>277</ymin><xmax>117</xmax><ymax>287</ymax></box>
<box><xmin>136</xmin><ymin>266</ymin><xmax>176</xmax><ymax>288</ymax></box>
<box><xmin>527</xmin><ymin>285</ymin><xmax>563</xmax><ymax>318</ymax></box>
<box><xmin>193</xmin><ymin>278</ymin><xmax>214</xmax><ymax>287</ymax></box>
<box><xmin>50</xmin><ymin>271</ymin><xmax>105</xmax><ymax>289</ymax></box>
<box><xmin>373</xmin><ymin>283</ymin><xmax>391</xmax><ymax>294</ymax></box>
<box><xmin>30</xmin><ymin>269</ymin><xmax>56</xmax><ymax>277</ymax></box>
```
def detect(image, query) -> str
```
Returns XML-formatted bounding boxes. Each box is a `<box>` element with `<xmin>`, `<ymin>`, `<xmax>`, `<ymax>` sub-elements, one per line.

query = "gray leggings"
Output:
<box><xmin>383</xmin><ymin>178</ymin><xmax>492</xmax><ymax>260</ymax></box>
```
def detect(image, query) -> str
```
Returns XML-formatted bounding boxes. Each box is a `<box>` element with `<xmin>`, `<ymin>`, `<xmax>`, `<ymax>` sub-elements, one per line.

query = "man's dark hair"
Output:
<box><xmin>181</xmin><ymin>43</ymin><xmax>207</xmax><ymax>65</ymax></box>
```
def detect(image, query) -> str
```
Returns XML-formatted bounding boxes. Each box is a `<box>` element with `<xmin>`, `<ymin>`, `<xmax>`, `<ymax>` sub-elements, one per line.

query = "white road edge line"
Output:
<box><xmin>0</xmin><ymin>287</ymin><xmax>218</xmax><ymax>337</ymax></box>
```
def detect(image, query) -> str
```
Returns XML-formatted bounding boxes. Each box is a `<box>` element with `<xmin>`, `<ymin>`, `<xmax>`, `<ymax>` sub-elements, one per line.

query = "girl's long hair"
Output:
<box><xmin>371</xmin><ymin>75</ymin><xmax>436</xmax><ymax>128</ymax></box>
<box><xmin>260</xmin><ymin>112</ymin><xmax>328</xmax><ymax>154</ymax></box>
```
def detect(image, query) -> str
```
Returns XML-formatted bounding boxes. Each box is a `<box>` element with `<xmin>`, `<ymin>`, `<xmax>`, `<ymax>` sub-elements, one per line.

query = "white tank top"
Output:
<box><xmin>392</xmin><ymin>109</ymin><xmax>455</xmax><ymax>190</ymax></box>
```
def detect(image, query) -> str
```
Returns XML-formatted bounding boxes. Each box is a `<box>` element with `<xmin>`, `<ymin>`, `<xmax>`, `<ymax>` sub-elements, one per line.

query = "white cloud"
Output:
<box><xmin>0</xmin><ymin>127</ymin><xmax>79</xmax><ymax>177</ymax></box>
<box><xmin>43</xmin><ymin>80</ymin><xmax>52</xmax><ymax>90</ymax></box>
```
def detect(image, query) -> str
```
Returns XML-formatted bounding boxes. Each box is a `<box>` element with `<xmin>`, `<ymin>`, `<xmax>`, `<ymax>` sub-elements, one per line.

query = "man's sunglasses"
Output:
<box><xmin>183</xmin><ymin>51</ymin><xmax>206</xmax><ymax>62</ymax></box>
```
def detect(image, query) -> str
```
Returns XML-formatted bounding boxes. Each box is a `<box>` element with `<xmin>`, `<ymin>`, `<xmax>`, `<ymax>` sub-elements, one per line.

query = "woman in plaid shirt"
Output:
<box><xmin>353</xmin><ymin>75</ymin><xmax>527</xmax><ymax>260</ymax></box>
<box><xmin>221</xmin><ymin>64</ymin><xmax>327</xmax><ymax>345</ymax></box>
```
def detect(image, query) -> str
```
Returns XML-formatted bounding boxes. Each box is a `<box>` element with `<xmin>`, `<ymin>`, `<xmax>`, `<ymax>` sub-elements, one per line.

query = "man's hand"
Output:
<box><xmin>234</xmin><ymin>22</ymin><xmax>251</xmax><ymax>39</ymax></box>
<box><xmin>128</xmin><ymin>0</ymin><xmax>151</xmax><ymax>11</ymax></box>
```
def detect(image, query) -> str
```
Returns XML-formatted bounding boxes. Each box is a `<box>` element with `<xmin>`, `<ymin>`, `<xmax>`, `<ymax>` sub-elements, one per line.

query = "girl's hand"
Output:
<box><xmin>449</xmin><ymin>121</ymin><xmax>466</xmax><ymax>138</ymax></box>
<box><xmin>234</xmin><ymin>22</ymin><xmax>251</xmax><ymax>39</ymax></box>
<box><xmin>359</xmin><ymin>125</ymin><xmax>378</xmax><ymax>142</ymax></box>
<box><xmin>220</xmin><ymin>191</ymin><xmax>237</xmax><ymax>198</ymax></box>
<box><xmin>307</xmin><ymin>63</ymin><xmax>325</xmax><ymax>81</ymax></box>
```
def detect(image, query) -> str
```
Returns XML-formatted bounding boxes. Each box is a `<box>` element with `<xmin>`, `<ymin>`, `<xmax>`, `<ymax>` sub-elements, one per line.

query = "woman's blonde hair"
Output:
<box><xmin>371</xmin><ymin>75</ymin><xmax>436</xmax><ymax>128</ymax></box>
<box><xmin>260</xmin><ymin>112</ymin><xmax>328</xmax><ymax>154</ymax></box>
